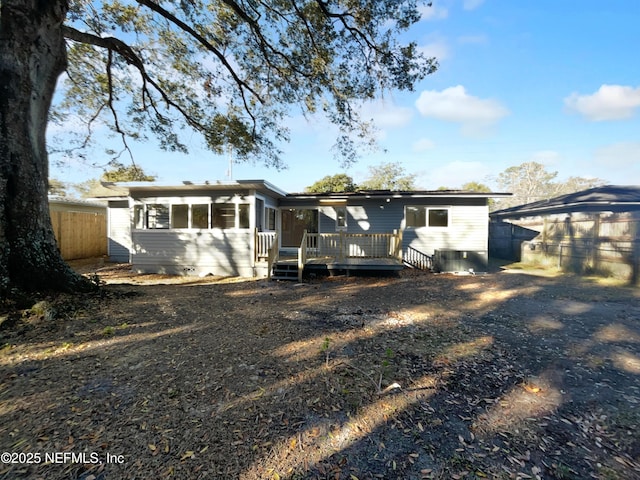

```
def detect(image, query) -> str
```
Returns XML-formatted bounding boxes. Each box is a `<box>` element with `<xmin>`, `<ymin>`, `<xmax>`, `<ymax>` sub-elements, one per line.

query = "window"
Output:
<box><xmin>212</xmin><ymin>204</ymin><xmax>236</xmax><ymax>229</ymax></box>
<box><xmin>135</xmin><ymin>201</ymin><xmax>250</xmax><ymax>229</ymax></box>
<box><xmin>133</xmin><ymin>205</ymin><xmax>145</xmax><ymax>229</ymax></box>
<box><xmin>405</xmin><ymin>206</ymin><xmax>449</xmax><ymax>228</ymax></box>
<box><xmin>211</xmin><ymin>203</ymin><xmax>250</xmax><ymax>229</ymax></box>
<box><xmin>191</xmin><ymin>204</ymin><xmax>209</xmax><ymax>229</ymax></box>
<box><xmin>428</xmin><ymin>209</ymin><xmax>449</xmax><ymax>227</ymax></box>
<box><xmin>405</xmin><ymin>206</ymin><xmax>426</xmax><ymax>228</ymax></box>
<box><xmin>238</xmin><ymin>204</ymin><xmax>250</xmax><ymax>229</ymax></box>
<box><xmin>266</xmin><ymin>207</ymin><xmax>276</xmax><ymax>231</ymax></box>
<box><xmin>335</xmin><ymin>206</ymin><xmax>347</xmax><ymax>230</ymax></box>
<box><xmin>171</xmin><ymin>205</ymin><xmax>189</xmax><ymax>228</ymax></box>
<box><xmin>147</xmin><ymin>204</ymin><xmax>170</xmax><ymax>229</ymax></box>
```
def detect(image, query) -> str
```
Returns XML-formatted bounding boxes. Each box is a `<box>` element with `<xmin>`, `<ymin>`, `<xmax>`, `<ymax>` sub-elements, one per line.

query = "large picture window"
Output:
<box><xmin>133</xmin><ymin>201</ymin><xmax>248</xmax><ymax>229</ymax></box>
<box><xmin>405</xmin><ymin>206</ymin><xmax>449</xmax><ymax>228</ymax></box>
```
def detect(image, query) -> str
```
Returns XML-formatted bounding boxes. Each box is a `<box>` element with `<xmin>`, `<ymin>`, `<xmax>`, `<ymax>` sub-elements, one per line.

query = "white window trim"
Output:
<box><xmin>426</xmin><ymin>207</ymin><xmax>450</xmax><ymax>228</ymax></box>
<box><xmin>335</xmin><ymin>206</ymin><xmax>347</xmax><ymax>231</ymax></box>
<box><xmin>132</xmin><ymin>201</ymin><xmax>251</xmax><ymax>230</ymax></box>
<box><xmin>404</xmin><ymin>206</ymin><xmax>451</xmax><ymax>229</ymax></box>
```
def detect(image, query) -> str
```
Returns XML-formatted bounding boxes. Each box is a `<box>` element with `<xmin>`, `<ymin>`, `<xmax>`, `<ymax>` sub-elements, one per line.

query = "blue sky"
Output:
<box><xmin>50</xmin><ymin>0</ymin><xmax>640</xmax><ymax>193</ymax></box>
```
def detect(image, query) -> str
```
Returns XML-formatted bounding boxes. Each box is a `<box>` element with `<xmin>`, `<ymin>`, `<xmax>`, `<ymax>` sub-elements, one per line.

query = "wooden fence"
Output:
<box><xmin>51</xmin><ymin>210</ymin><xmax>108</xmax><ymax>260</ymax></box>
<box><xmin>513</xmin><ymin>212</ymin><xmax>640</xmax><ymax>282</ymax></box>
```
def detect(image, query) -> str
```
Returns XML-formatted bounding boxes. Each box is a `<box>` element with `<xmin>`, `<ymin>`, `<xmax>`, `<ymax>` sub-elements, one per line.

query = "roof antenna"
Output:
<box><xmin>226</xmin><ymin>146</ymin><xmax>233</xmax><ymax>181</ymax></box>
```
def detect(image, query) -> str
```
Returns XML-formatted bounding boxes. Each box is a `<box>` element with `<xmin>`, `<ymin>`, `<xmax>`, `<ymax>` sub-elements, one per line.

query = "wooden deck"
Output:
<box><xmin>274</xmin><ymin>255</ymin><xmax>404</xmax><ymax>278</ymax></box>
<box><xmin>305</xmin><ymin>256</ymin><xmax>404</xmax><ymax>272</ymax></box>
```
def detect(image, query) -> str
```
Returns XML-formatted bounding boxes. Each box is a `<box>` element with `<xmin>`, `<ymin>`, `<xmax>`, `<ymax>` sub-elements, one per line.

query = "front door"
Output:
<box><xmin>281</xmin><ymin>209</ymin><xmax>318</xmax><ymax>247</ymax></box>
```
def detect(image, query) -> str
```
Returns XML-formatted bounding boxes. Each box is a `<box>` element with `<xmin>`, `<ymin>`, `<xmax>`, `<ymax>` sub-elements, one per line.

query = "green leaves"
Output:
<box><xmin>55</xmin><ymin>0</ymin><xmax>436</xmax><ymax>167</ymax></box>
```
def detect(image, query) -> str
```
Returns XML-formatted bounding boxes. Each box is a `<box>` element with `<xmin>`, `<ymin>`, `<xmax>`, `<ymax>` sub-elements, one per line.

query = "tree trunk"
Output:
<box><xmin>0</xmin><ymin>0</ymin><xmax>92</xmax><ymax>294</ymax></box>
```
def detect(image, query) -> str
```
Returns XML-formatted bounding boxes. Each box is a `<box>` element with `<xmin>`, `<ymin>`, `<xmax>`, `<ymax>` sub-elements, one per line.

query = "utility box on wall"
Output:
<box><xmin>433</xmin><ymin>249</ymin><xmax>488</xmax><ymax>273</ymax></box>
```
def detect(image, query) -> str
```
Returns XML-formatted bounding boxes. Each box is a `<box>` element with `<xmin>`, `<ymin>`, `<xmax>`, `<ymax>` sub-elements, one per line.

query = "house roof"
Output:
<box><xmin>48</xmin><ymin>197</ymin><xmax>107</xmax><ymax>208</ymax></box>
<box><xmin>286</xmin><ymin>189</ymin><xmax>512</xmax><ymax>200</ymax></box>
<box><xmin>490</xmin><ymin>185</ymin><xmax>640</xmax><ymax>219</ymax></box>
<box><xmin>92</xmin><ymin>179</ymin><xmax>289</xmax><ymax>199</ymax></box>
<box><xmin>91</xmin><ymin>180</ymin><xmax>511</xmax><ymax>201</ymax></box>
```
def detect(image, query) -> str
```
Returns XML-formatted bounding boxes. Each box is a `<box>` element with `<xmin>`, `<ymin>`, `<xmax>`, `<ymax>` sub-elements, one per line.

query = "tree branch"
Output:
<box><xmin>106</xmin><ymin>49</ymin><xmax>134</xmax><ymax>163</ymax></box>
<box><xmin>134</xmin><ymin>0</ymin><xmax>263</xmax><ymax>108</ymax></box>
<box><xmin>62</xmin><ymin>25</ymin><xmax>214</xmax><ymax>134</ymax></box>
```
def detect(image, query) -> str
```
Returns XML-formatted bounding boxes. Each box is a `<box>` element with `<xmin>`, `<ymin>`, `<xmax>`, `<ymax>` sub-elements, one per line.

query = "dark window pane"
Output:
<box><xmin>428</xmin><ymin>209</ymin><xmax>448</xmax><ymax>227</ymax></box>
<box><xmin>238</xmin><ymin>204</ymin><xmax>250</xmax><ymax>229</ymax></box>
<box><xmin>212</xmin><ymin>204</ymin><xmax>235</xmax><ymax>229</ymax></box>
<box><xmin>171</xmin><ymin>205</ymin><xmax>188</xmax><ymax>228</ymax></box>
<box><xmin>192</xmin><ymin>204</ymin><xmax>209</xmax><ymax>228</ymax></box>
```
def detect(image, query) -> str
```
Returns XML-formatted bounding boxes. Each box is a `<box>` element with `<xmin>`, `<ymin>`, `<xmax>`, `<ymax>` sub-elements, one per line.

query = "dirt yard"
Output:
<box><xmin>1</xmin><ymin>262</ymin><xmax>640</xmax><ymax>479</ymax></box>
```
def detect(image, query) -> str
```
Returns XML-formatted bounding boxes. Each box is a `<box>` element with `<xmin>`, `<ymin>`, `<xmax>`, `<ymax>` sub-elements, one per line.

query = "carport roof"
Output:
<box><xmin>490</xmin><ymin>185</ymin><xmax>640</xmax><ymax>219</ymax></box>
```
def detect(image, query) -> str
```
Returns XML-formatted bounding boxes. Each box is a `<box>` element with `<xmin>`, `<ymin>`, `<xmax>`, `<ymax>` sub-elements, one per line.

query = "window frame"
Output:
<box><xmin>265</xmin><ymin>207</ymin><xmax>276</xmax><ymax>231</ymax></box>
<box><xmin>335</xmin><ymin>206</ymin><xmax>347</xmax><ymax>231</ymax></box>
<box><xmin>405</xmin><ymin>206</ymin><xmax>451</xmax><ymax>229</ymax></box>
<box><xmin>132</xmin><ymin>200</ymin><xmax>250</xmax><ymax>230</ymax></box>
<box><xmin>427</xmin><ymin>208</ymin><xmax>449</xmax><ymax>228</ymax></box>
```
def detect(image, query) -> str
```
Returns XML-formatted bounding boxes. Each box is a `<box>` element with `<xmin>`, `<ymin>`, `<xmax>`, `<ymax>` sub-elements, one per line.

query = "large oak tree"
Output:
<box><xmin>0</xmin><ymin>0</ymin><xmax>436</xmax><ymax>294</ymax></box>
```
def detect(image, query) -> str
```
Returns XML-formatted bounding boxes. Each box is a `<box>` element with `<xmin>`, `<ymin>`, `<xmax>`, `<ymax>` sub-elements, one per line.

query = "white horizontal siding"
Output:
<box><xmin>404</xmin><ymin>204</ymin><xmax>489</xmax><ymax>255</ymax></box>
<box><xmin>131</xmin><ymin>230</ymin><xmax>254</xmax><ymax>276</ymax></box>
<box><xmin>108</xmin><ymin>204</ymin><xmax>131</xmax><ymax>262</ymax></box>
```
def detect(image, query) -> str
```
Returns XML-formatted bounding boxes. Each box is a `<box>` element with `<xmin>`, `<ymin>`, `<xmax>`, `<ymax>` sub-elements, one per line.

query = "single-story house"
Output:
<box><xmin>95</xmin><ymin>180</ymin><xmax>510</xmax><ymax>278</ymax></box>
<box><xmin>489</xmin><ymin>185</ymin><xmax>640</xmax><ymax>281</ymax></box>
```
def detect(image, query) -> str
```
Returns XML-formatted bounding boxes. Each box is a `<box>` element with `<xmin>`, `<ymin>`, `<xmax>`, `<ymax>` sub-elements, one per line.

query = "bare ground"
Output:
<box><xmin>1</xmin><ymin>261</ymin><xmax>640</xmax><ymax>480</ymax></box>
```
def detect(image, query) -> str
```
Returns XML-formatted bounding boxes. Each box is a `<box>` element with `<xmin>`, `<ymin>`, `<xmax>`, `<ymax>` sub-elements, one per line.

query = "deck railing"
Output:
<box><xmin>298</xmin><ymin>230</ymin><xmax>308</xmax><ymax>282</ymax></box>
<box><xmin>255</xmin><ymin>231</ymin><xmax>277</xmax><ymax>261</ymax></box>
<box><xmin>403</xmin><ymin>245</ymin><xmax>433</xmax><ymax>270</ymax></box>
<box><xmin>303</xmin><ymin>231</ymin><xmax>402</xmax><ymax>261</ymax></box>
<box><xmin>255</xmin><ymin>230</ymin><xmax>278</xmax><ymax>278</ymax></box>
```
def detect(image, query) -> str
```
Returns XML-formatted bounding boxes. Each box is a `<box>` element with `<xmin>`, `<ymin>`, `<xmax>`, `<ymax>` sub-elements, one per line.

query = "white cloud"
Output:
<box><xmin>564</xmin><ymin>84</ymin><xmax>640</xmax><ymax>121</ymax></box>
<box><xmin>415</xmin><ymin>85</ymin><xmax>509</xmax><ymax>133</ymax></box>
<box><xmin>593</xmin><ymin>142</ymin><xmax>640</xmax><ymax>168</ymax></box>
<box><xmin>463</xmin><ymin>0</ymin><xmax>485</xmax><ymax>11</ymax></box>
<box><xmin>418</xmin><ymin>39</ymin><xmax>450</xmax><ymax>61</ymax></box>
<box><xmin>359</xmin><ymin>100</ymin><xmax>413</xmax><ymax>130</ymax></box>
<box><xmin>418</xmin><ymin>3</ymin><xmax>448</xmax><ymax>21</ymax></box>
<box><xmin>412</xmin><ymin>137</ymin><xmax>436</xmax><ymax>152</ymax></box>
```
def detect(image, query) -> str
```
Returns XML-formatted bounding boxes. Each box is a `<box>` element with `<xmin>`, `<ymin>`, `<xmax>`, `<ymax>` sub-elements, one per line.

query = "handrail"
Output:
<box><xmin>266</xmin><ymin>233</ymin><xmax>279</xmax><ymax>279</ymax></box>
<box><xmin>255</xmin><ymin>230</ymin><xmax>276</xmax><ymax>258</ymax></box>
<box><xmin>298</xmin><ymin>229</ymin><xmax>308</xmax><ymax>282</ymax></box>
<box><xmin>404</xmin><ymin>245</ymin><xmax>433</xmax><ymax>270</ymax></box>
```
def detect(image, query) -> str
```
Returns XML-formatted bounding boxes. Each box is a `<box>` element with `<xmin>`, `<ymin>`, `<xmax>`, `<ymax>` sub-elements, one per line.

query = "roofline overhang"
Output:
<box><xmin>285</xmin><ymin>191</ymin><xmax>512</xmax><ymax>200</ymax></box>
<box><xmin>103</xmin><ymin>179</ymin><xmax>289</xmax><ymax>198</ymax></box>
<box><xmin>491</xmin><ymin>200</ymin><xmax>640</xmax><ymax>219</ymax></box>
